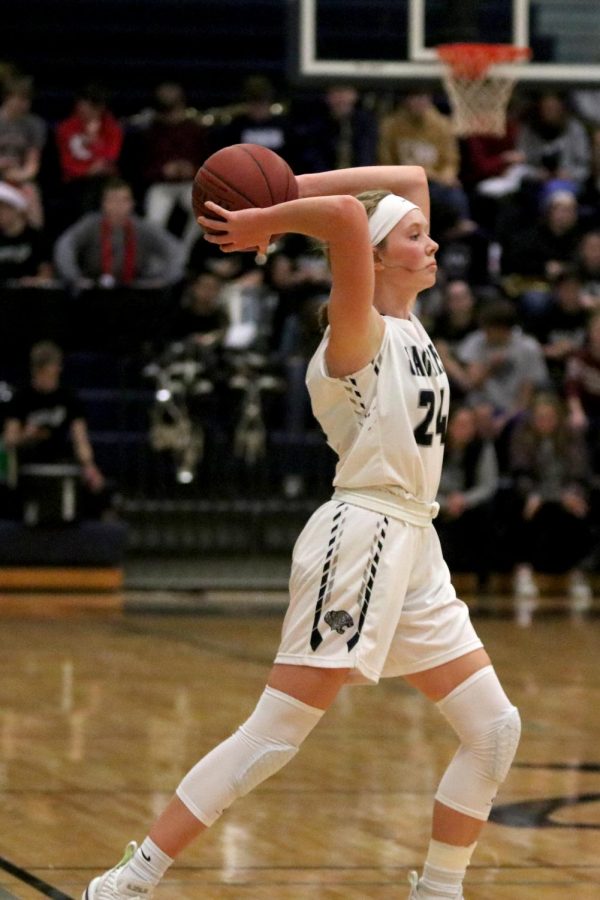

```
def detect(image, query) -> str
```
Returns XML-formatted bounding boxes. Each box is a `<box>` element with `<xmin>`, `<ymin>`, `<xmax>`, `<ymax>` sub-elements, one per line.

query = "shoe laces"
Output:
<box><xmin>407</xmin><ymin>870</ymin><xmax>420</xmax><ymax>897</ymax></box>
<box><xmin>117</xmin><ymin>842</ymin><xmax>138</xmax><ymax>869</ymax></box>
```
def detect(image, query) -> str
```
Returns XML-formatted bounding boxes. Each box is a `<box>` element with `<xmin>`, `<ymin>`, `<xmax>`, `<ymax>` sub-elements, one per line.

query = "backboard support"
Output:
<box><xmin>291</xmin><ymin>0</ymin><xmax>600</xmax><ymax>86</ymax></box>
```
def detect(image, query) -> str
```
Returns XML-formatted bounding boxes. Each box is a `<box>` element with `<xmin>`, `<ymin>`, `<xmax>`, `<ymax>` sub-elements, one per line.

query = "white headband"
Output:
<box><xmin>368</xmin><ymin>193</ymin><xmax>419</xmax><ymax>247</ymax></box>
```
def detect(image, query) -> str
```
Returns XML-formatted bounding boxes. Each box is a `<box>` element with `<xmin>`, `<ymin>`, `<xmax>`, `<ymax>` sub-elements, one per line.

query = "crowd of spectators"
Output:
<box><xmin>1</xmin><ymin>61</ymin><xmax>600</xmax><ymax>596</ymax></box>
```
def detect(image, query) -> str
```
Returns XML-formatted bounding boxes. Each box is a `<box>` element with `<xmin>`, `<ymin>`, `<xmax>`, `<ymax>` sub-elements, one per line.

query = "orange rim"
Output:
<box><xmin>436</xmin><ymin>43</ymin><xmax>532</xmax><ymax>79</ymax></box>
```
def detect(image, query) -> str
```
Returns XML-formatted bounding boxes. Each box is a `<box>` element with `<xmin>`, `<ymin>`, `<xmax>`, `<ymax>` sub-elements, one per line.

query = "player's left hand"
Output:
<box><xmin>198</xmin><ymin>201</ymin><xmax>271</xmax><ymax>255</ymax></box>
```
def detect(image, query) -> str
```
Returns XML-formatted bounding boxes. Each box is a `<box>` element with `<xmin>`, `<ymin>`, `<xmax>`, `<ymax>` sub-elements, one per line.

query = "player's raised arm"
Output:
<box><xmin>296</xmin><ymin>166</ymin><xmax>430</xmax><ymax>227</ymax></box>
<box><xmin>198</xmin><ymin>195</ymin><xmax>380</xmax><ymax>376</ymax></box>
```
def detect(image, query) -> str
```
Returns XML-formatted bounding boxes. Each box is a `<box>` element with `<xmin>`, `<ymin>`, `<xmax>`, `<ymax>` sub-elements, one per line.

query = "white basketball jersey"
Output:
<box><xmin>306</xmin><ymin>314</ymin><xmax>450</xmax><ymax>504</ymax></box>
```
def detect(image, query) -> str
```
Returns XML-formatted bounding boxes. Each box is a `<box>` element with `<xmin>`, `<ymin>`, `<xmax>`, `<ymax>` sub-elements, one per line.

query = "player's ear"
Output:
<box><xmin>373</xmin><ymin>247</ymin><xmax>385</xmax><ymax>272</ymax></box>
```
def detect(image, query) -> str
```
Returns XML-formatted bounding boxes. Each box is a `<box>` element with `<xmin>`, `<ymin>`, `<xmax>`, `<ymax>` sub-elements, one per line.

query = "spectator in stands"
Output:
<box><xmin>265</xmin><ymin>235</ymin><xmax>331</xmax><ymax>354</ymax></box>
<box><xmin>261</xmin><ymin>235</ymin><xmax>333</xmax><ymax>495</ymax></box>
<box><xmin>137</xmin><ymin>81</ymin><xmax>209</xmax><ymax>247</ymax></box>
<box><xmin>211</xmin><ymin>75</ymin><xmax>291</xmax><ymax>162</ymax></box>
<box><xmin>169</xmin><ymin>270</ymin><xmax>229</xmax><ymax>346</ymax></box>
<box><xmin>461</xmin><ymin>115</ymin><xmax>526</xmax><ymax>200</ymax></box>
<box><xmin>158</xmin><ymin>271</ymin><xmax>229</xmax><ymax>455</ymax></box>
<box><xmin>220</xmin><ymin>265</ymin><xmax>276</xmax><ymax>354</ymax></box>
<box><xmin>275</xmin><ymin>288</ymin><xmax>327</xmax><ymax>499</ymax></box>
<box><xmin>187</xmin><ymin>228</ymin><xmax>257</xmax><ymax>282</ymax></box>
<box><xmin>0</xmin><ymin>71</ymin><xmax>47</xmax><ymax>229</ymax></box>
<box><xmin>290</xmin><ymin>83</ymin><xmax>378</xmax><ymax>173</ymax></box>
<box><xmin>436</xmin><ymin>404</ymin><xmax>499</xmax><ymax>585</ymax></box>
<box><xmin>378</xmin><ymin>90</ymin><xmax>492</xmax><ymax>285</ymax></box>
<box><xmin>457</xmin><ymin>299</ymin><xmax>549</xmax><ymax>448</ymax></box>
<box><xmin>434</xmin><ymin>216</ymin><xmax>491</xmax><ymax>288</ymax></box>
<box><xmin>2</xmin><ymin>340</ymin><xmax>109</xmax><ymax>518</ymax></box>
<box><xmin>509</xmin><ymin>391</ymin><xmax>593</xmax><ymax>602</ymax></box>
<box><xmin>0</xmin><ymin>181</ymin><xmax>53</xmax><ymax>286</ymax></box>
<box><xmin>565</xmin><ymin>309</ymin><xmax>600</xmax><ymax>465</ymax></box>
<box><xmin>430</xmin><ymin>279</ymin><xmax>479</xmax><ymax>399</ymax></box>
<box><xmin>378</xmin><ymin>90</ymin><xmax>471</xmax><ymax>226</ymax></box>
<box><xmin>500</xmin><ymin>188</ymin><xmax>586</xmax><ymax>320</ymax></box>
<box><xmin>266</xmin><ymin>234</ymin><xmax>331</xmax><ymax>309</ymax></box>
<box><xmin>531</xmin><ymin>269</ymin><xmax>588</xmax><ymax>390</ymax></box>
<box><xmin>53</xmin><ymin>177</ymin><xmax>185</xmax><ymax>292</ymax></box>
<box><xmin>516</xmin><ymin>91</ymin><xmax>591</xmax><ymax>200</ymax></box>
<box><xmin>578</xmin><ymin>126</ymin><xmax>600</xmax><ymax>229</ymax></box>
<box><xmin>575</xmin><ymin>229</ymin><xmax>600</xmax><ymax>306</ymax></box>
<box><xmin>55</xmin><ymin>83</ymin><xmax>123</xmax><ymax>226</ymax></box>
<box><xmin>572</xmin><ymin>88</ymin><xmax>600</xmax><ymax>129</ymax></box>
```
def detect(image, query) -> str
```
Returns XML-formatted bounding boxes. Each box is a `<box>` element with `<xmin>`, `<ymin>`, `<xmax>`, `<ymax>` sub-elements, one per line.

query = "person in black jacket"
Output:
<box><xmin>436</xmin><ymin>404</ymin><xmax>499</xmax><ymax>585</ymax></box>
<box><xmin>509</xmin><ymin>391</ymin><xmax>593</xmax><ymax>600</ymax></box>
<box><xmin>290</xmin><ymin>83</ymin><xmax>378</xmax><ymax>174</ymax></box>
<box><xmin>2</xmin><ymin>340</ymin><xmax>109</xmax><ymax>519</ymax></box>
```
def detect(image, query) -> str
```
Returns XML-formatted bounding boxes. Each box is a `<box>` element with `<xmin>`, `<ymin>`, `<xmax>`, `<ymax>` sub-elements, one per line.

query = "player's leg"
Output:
<box><xmin>404</xmin><ymin>648</ymin><xmax>521</xmax><ymax>900</ymax></box>
<box><xmin>154</xmin><ymin>662</ymin><xmax>348</xmax><ymax>855</ymax></box>
<box><xmin>83</xmin><ymin>499</ymin><xmax>383</xmax><ymax>898</ymax></box>
<box><xmin>82</xmin><ymin>663</ymin><xmax>349</xmax><ymax>899</ymax></box>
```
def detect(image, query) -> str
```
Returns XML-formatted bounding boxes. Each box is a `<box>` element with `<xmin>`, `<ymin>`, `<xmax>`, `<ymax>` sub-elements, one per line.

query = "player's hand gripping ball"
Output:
<box><xmin>192</xmin><ymin>143</ymin><xmax>298</xmax><ymax>235</ymax></box>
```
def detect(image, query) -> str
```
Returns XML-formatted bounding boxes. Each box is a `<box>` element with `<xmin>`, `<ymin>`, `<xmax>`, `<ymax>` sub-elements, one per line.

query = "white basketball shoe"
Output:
<box><xmin>83</xmin><ymin>842</ymin><xmax>154</xmax><ymax>899</ymax></box>
<box><xmin>407</xmin><ymin>870</ymin><xmax>464</xmax><ymax>899</ymax></box>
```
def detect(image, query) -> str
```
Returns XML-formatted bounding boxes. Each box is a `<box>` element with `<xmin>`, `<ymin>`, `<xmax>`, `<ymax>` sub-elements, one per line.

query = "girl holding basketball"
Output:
<box><xmin>84</xmin><ymin>164</ymin><xmax>520</xmax><ymax>900</ymax></box>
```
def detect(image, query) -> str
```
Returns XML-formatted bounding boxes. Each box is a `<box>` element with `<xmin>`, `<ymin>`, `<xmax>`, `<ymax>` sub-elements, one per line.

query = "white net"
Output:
<box><xmin>441</xmin><ymin>72</ymin><xmax>519</xmax><ymax>137</ymax></box>
<box><xmin>437</xmin><ymin>44</ymin><xmax>531</xmax><ymax>138</ymax></box>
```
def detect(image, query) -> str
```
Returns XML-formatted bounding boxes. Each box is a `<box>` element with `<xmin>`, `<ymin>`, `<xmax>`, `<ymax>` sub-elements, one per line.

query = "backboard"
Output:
<box><xmin>291</xmin><ymin>0</ymin><xmax>600</xmax><ymax>86</ymax></box>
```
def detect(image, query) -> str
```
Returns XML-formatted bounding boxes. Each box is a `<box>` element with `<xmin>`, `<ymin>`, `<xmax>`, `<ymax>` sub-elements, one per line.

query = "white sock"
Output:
<box><xmin>117</xmin><ymin>837</ymin><xmax>173</xmax><ymax>888</ymax></box>
<box><xmin>419</xmin><ymin>839</ymin><xmax>476</xmax><ymax>898</ymax></box>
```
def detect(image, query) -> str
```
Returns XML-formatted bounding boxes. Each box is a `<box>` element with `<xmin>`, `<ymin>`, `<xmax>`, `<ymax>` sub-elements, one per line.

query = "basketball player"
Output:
<box><xmin>83</xmin><ymin>165</ymin><xmax>520</xmax><ymax>900</ymax></box>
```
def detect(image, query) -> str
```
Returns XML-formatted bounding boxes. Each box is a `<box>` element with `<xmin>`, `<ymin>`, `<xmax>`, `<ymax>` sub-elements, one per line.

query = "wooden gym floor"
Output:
<box><xmin>0</xmin><ymin>589</ymin><xmax>598</xmax><ymax>899</ymax></box>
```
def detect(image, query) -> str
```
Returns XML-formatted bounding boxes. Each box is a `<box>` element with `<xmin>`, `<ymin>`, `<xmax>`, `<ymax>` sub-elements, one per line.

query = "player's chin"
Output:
<box><xmin>420</xmin><ymin>265</ymin><xmax>438</xmax><ymax>285</ymax></box>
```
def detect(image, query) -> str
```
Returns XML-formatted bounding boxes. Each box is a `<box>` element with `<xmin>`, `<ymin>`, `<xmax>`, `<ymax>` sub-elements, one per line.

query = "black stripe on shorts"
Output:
<box><xmin>310</xmin><ymin>503</ymin><xmax>347</xmax><ymax>650</ymax></box>
<box><xmin>347</xmin><ymin>515</ymin><xmax>389</xmax><ymax>651</ymax></box>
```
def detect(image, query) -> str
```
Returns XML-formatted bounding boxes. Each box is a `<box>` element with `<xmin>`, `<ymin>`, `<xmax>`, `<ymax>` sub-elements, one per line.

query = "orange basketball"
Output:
<box><xmin>192</xmin><ymin>143</ymin><xmax>298</xmax><ymax>226</ymax></box>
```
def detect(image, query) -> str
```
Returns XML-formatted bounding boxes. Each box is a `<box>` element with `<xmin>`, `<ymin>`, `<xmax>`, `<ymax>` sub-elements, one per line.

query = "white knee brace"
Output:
<box><xmin>434</xmin><ymin>665</ymin><xmax>521</xmax><ymax>821</ymax></box>
<box><xmin>176</xmin><ymin>687</ymin><xmax>323</xmax><ymax>826</ymax></box>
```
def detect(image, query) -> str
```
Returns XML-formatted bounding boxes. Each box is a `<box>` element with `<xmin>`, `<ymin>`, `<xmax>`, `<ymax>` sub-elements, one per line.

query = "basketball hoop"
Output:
<box><xmin>436</xmin><ymin>43</ymin><xmax>532</xmax><ymax>137</ymax></box>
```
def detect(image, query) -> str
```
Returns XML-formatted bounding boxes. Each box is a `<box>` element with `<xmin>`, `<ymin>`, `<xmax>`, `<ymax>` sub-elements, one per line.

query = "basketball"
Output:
<box><xmin>192</xmin><ymin>143</ymin><xmax>298</xmax><ymax>226</ymax></box>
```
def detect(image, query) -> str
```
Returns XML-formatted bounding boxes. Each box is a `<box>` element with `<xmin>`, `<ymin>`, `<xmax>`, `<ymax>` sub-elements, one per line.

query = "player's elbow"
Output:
<box><xmin>329</xmin><ymin>195</ymin><xmax>368</xmax><ymax>231</ymax></box>
<box><xmin>401</xmin><ymin>166</ymin><xmax>428</xmax><ymax>190</ymax></box>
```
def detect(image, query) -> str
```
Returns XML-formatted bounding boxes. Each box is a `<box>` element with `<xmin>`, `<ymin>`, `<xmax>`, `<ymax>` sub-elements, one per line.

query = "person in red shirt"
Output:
<box><xmin>54</xmin><ymin>83</ymin><xmax>123</xmax><ymax>228</ymax></box>
<box><xmin>460</xmin><ymin>118</ymin><xmax>527</xmax><ymax>231</ymax></box>
<box><xmin>137</xmin><ymin>81</ymin><xmax>209</xmax><ymax>248</ymax></box>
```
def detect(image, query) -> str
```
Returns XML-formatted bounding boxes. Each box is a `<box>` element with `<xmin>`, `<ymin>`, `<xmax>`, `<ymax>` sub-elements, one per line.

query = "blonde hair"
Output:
<box><xmin>357</xmin><ymin>189</ymin><xmax>391</xmax><ymax>217</ymax></box>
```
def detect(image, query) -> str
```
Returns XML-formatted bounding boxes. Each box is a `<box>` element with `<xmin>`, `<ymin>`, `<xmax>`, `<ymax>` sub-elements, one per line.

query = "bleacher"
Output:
<box><xmin>4</xmin><ymin>0</ymin><xmax>288</xmax><ymax>119</ymax></box>
<box><xmin>2</xmin><ymin>1</ymin><xmax>599</xmax><ymax>594</ymax></box>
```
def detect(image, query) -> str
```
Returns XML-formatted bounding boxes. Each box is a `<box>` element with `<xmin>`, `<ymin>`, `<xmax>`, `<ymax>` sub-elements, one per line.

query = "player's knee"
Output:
<box><xmin>484</xmin><ymin>705</ymin><xmax>521</xmax><ymax>783</ymax></box>
<box><xmin>434</xmin><ymin>666</ymin><xmax>521</xmax><ymax>820</ymax></box>
<box><xmin>176</xmin><ymin>687</ymin><xmax>323</xmax><ymax>825</ymax></box>
<box><xmin>233</xmin><ymin>735</ymin><xmax>298</xmax><ymax>798</ymax></box>
<box><xmin>437</xmin><ymin>666</ymin><xmax>520</xmax><ymax>778</ymax></box>
<box><xmin>233</xmin><ymin>688</ymin><xmax>323</xmax><ymax>794</ymax></box>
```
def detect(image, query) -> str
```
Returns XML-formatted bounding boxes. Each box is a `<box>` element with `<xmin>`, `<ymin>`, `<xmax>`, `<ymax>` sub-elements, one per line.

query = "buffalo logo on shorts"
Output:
<box><xmin>324</xmin><ymin>610</ymin><xmax>354</xmax><ymax>634</ymax></box>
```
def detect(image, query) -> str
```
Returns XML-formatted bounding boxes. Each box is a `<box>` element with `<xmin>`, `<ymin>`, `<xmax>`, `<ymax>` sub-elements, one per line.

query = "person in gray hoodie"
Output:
<box><xmin>54</xmin><ymin>177</ymin><xmax>185</xmax><ymax>292</ymax></box>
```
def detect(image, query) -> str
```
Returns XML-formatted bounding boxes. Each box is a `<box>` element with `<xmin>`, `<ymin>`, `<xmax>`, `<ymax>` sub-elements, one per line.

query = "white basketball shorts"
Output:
<box><xmin>275</xmin><ymin>500</ymin><xmax>483</xmax><ymax>685</ymax></box>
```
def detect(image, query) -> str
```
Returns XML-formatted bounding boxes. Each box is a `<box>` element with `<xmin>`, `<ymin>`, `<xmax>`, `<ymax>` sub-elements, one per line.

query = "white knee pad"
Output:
<box><xmin>434</xmin><ymin>666</ymin><xmax>521</xmax><ymax>821</ymax></box>
<box><xmin>176</xmin><ymin>687</ymin><xmax>323</xmax><ymax>826</ymax></box>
